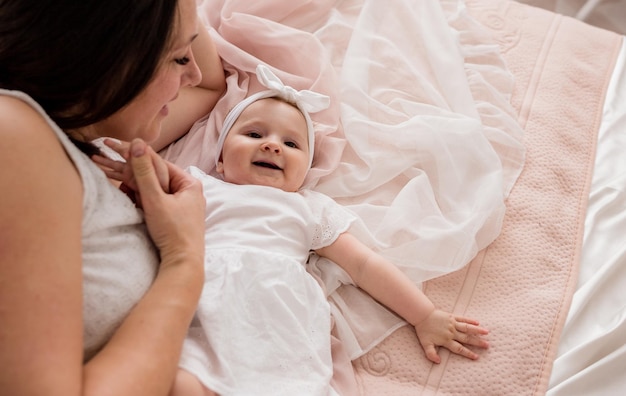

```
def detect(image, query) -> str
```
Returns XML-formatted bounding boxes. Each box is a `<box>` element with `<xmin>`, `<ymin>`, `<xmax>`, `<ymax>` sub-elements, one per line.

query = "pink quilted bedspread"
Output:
<box><xmin>352</xmin><ymin>2</ymin><xmax>623</xmax><ymax>395</ymax></box>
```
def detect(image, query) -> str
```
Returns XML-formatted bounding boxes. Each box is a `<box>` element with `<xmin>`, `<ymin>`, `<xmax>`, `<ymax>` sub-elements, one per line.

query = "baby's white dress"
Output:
<box><xmin>180</xmin><ymin>167</ymin><xmax>356</xmax><ymax>396</ymax></box>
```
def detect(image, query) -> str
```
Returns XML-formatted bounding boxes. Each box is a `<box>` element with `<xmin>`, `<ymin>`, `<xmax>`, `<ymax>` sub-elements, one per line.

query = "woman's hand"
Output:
<box><xmin>86</xmin><ymin>138</ymin><xmax>206</xmax><ymax>395</ymax></box>
<box><xmin>94</xmin><ymin>138</ymin><xmax>205</xmax><ymax>267</ymax></box>
<box><xmin>93</xmin><ymin>138</ymin><xmax>170</xmax><ymax>200</ymax></box>
<box><xmin>413</xmin><ymin>309</ymin><xmax>489</xmax><ymax>364</ymax></box>
<box><xmin>129</xmin><ymin>139</ymin><xmax>205</xmax><ymax>268</ymax></box>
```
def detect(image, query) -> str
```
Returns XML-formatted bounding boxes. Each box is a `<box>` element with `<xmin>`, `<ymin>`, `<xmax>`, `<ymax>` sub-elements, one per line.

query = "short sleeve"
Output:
<box><xmin>302</xmin><ymin>190</ymin><xmax>358</xmax><ymax>250</ymax></box>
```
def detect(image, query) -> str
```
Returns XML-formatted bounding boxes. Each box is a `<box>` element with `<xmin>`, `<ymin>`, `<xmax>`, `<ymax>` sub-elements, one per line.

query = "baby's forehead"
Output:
<box><xmin>241</xmin><ymin>97</ymin><xmax>301</xmax><ymax>114</ymax></box>
<box><xmin>237</xmin><ymin>98</ymin><xmax>307</xmax><ymax>128</ymax></box>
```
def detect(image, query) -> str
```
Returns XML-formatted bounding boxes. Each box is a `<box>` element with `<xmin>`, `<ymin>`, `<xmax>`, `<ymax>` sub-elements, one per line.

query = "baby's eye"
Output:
<box><xmin>285</xmin><ymin>141</ymin><xmax>298</xmax><ymax>149</ymax></box>
<box><xmin>246</xmin><ymin>131</ymin><xmax>262</xmax><ymax>138</ymax></box>
<box><xmin>175</xmin><ymin>56</ymin><xmax>190</xmax><ymax>65</ymax></box>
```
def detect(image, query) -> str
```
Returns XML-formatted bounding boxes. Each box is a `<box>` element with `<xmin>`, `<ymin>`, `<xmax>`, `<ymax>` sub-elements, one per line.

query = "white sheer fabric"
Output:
<box><xmin>163</xmin><ymin>0</ymin><xmax>525</xmax><ymax>358</ymax></box>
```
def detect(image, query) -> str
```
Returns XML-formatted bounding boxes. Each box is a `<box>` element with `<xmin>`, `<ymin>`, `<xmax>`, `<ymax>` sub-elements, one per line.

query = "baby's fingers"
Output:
<box><xmin>92</xmin><ymin>154</ymin><xmax>125</xmax><ymax>174</ymax></box>
<box><xmin>92</xmin><ymin>153</ymin><xmax>138</xmax><ymax>190</ymax></box>
<box><xmin>446</xmin><ymin>340</ymin><xmax>480</xmax><ymax>360</ymax></box>
<box><xmin>455</xmin><ymin>329</ymin><xmax>490</xmax><ymax>349</ymax></box>
<box><xmin>422</xmin><ymin>344</ymin><xmax>441</xmax><ymax>364</ymax></box>
<box><xmin>454</xmin><ymin>320</ymin><xmax>490</xmax><ymax>349</ymax></box>
<box><xmin>105</xmin><ymin>138</ymin><xmax>169</xmax><ymax>193</ymax></box>
<box><xmin>455</xmin><ymin>317</ymin><xmax>489</xmax><ymax>335</ymax></box>
<box><xmin>103</xmin><ymin>138</ymin><xmax>131</xmax><ymax>160</ymax></box>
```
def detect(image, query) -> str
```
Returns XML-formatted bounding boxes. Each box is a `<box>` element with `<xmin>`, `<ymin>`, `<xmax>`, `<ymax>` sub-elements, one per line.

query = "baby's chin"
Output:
<box><xmin>241</xmin><ymin>179</ymin><xmax>299</xmax><ymax>193</ymax></box>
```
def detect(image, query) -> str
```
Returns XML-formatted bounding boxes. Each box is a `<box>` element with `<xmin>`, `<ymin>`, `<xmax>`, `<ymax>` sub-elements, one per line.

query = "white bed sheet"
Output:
<box><xmin>548</xmin><ymin>38</ymin><xmax>626</xmax><ymax>395</ymax></box>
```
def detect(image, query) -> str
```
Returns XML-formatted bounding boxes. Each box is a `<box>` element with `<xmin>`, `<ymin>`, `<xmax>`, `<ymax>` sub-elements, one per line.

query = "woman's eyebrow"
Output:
<box><xmin>173</xmin><ymin>32</ymin><xmax>199</xmax><ymax>51</ymax></box>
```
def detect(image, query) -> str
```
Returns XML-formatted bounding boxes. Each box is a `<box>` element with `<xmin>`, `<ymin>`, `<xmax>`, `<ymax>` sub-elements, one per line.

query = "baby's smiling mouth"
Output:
<box><xmin>253</xmin><ymin>161</ymin><xmax>282</xmax><ymax>170</ymax></box>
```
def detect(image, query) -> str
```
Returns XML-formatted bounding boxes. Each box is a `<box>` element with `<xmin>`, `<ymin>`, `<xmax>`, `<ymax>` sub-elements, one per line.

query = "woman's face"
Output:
<box><xmin>92</xmin><ymin>0</ymin><xmax>202</xmax><ymax>144</ymax></box>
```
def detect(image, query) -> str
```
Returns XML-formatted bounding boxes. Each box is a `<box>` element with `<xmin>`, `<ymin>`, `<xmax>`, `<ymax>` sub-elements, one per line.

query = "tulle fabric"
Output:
<box><xmin>163</xmin><ymin>0</ymin><xmax>525</xmax><ymax>358</ymax></box>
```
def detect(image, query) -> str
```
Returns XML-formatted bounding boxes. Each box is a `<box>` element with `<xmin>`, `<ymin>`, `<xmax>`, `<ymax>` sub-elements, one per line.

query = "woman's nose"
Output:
<box><xmin>261</xmin><ymin>141</ymin><xmax>281</xmax><ymax>154</ymax></box>
<box><xmin>183</xmin><ymin>54</ymin><xmax>202</xmax><ymax>87</ymax></box>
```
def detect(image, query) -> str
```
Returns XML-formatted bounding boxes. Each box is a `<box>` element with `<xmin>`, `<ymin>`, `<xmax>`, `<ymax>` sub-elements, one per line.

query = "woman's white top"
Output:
<box><xmin>0</xmin><ymin>89</ymin><xmax>159</xmax><ymax>361</ymax></box>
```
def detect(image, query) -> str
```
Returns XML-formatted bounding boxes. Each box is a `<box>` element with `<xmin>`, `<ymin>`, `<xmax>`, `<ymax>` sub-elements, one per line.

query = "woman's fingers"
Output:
<box><xmin>129</xmin><ymin>139</ymin><xmax>164</xmax><ymax>202</ymax></box>
<box><xmin>94</xmin><ymin>139</ymin><xmax>170</xmax><ymax>194</ymax></box>
<box><xmin>151</xmin><ymin>149</ymin><xmax>170</xmax><ymax>193</ymax></box>
<box><xmin>122</xmin><ymin>139</ymin><xmax>170</xmax><ymax>193</ymax></box>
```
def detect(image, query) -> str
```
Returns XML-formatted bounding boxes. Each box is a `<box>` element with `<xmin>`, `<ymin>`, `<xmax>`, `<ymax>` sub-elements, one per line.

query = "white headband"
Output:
<box><xmin>216</xmin><ymin>64</ymin><xmax>330</xmax><ymax>169</ymax></box>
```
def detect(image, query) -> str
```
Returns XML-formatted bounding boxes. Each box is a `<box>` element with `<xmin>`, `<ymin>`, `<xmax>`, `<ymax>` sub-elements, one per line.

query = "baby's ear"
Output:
<box><xmin>215</xmin><ymin>158</ymin><xmax>224</xmax><ymax>174</ymax></box>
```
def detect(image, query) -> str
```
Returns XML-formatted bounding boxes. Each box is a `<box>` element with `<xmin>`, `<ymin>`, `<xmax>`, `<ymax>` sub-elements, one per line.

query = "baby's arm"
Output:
<box><xmin>315</xmin><ymin>233</ymin><xmax>489</xmax><ymax>364</ymax></box>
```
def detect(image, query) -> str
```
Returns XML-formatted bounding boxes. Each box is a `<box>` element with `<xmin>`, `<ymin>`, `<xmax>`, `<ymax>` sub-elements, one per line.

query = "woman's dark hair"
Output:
<box><xmin>0</xmin><ymin>0</ymin><xmax>179</xmax><ymax>135</ymax></box>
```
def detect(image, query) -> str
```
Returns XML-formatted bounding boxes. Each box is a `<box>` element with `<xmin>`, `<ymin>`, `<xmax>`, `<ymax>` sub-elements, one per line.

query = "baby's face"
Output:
<box><xmin>216</xmin><ymin>98</ymin><xmax>310</xmax><ymax>192</ymax></box>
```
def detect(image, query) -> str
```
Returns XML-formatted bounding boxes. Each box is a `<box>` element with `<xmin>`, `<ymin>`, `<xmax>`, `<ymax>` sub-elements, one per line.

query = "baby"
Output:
<box><xmin>96</xmin><ymin>65</ymin><xmax>489</xmax><ymax>396</ymax></box>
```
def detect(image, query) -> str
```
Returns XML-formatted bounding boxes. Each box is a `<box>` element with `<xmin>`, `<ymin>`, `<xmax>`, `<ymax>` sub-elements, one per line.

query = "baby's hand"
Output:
<box><xmin>92</xmin><ymin>138</ymin><xmax>170</xmax><ymax>197</ymax></box>
<box><xmin>413</xmin><ymin>309</ymin><xmax>489</xmax><ymax>364</ymax></box>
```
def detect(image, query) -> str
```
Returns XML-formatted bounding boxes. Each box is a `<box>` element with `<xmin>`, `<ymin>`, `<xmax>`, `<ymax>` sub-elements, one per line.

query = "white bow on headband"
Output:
<box><xmin>255</xmin><ymin>64</ymin><xmax>330</xmax><ymax>113</ymax></box>
<box><xmin>216</xmin><ymin>64</ymin><xmax>331</xmax><ymax>169</ymax></box>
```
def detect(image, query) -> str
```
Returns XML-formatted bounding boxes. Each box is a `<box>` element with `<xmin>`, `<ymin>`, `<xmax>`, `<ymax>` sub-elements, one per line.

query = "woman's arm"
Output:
<box><xmin>0</xmin><ymin>97</ymin><xmax>85</xmax><ymax>395</ymax></box>
<box><xmin>153</xmin><ymin>23</ymin><xmax>226</xmax><ymax>152</ymax></box>
<box><xmin>0</xmin><ymin>98</ymin><xmax>205</xmax><ymax>396</ymax></box>
<box><xmin>316</xmin><ymin>232</ymin><xmax>489</xmax><ymax>363</ymax></box>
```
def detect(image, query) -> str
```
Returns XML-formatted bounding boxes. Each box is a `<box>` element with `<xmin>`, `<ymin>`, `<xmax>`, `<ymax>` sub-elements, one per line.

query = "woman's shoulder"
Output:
<box><xmin>0</xmin><ymin>92</ymin><xmax>60</xmax><ymax>144</ymax></box>
<box><xmin>0</xmin><ymin>92</ymin><xmax>45</xmax><ymax>128</ymax></box>
<box><xmin>0</xmin><ymin>91</ymin><xmax>82</xmax><ymax>202</ymax></box>
<box><xmin>0</xmin><ymin>91</ymin><xmax>75</xmax><ymax>158</ymax></box>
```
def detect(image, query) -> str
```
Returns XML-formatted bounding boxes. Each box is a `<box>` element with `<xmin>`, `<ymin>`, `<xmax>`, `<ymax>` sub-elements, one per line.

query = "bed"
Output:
<box><xmin>518</xmin><ymin>0</ymin><xmax>626</xmax><ymax>35</ymax></box>
<box><xmin>162</xmin><ymin>0</ymin><xmax>626</xmax><ymax>394</ymax></box>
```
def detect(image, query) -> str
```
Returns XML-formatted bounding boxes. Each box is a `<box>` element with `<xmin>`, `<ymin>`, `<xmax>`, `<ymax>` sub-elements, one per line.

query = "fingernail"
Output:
<box><xmin>104</xmin><ymin>137</ymin><xmax>121</xmax><ymax>146</ymax></box>
<box><xmin>131</xmin><ymin>141</ymin><xmax>145</xmax><ymax>157</ymax></box>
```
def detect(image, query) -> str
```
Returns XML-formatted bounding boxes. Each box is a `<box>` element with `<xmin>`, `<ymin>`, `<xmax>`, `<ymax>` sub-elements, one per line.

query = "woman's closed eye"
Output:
<box><xmin>175</xmin><ymin>56</ymin><xmax>190</xmax><ymax>65</ymax></box>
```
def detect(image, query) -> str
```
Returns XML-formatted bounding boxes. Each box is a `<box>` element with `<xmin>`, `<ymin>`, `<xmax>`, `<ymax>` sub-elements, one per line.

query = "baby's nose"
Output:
<box><xmin>261</xmin><ymin>141</ymin><xmax>281</xmax><ymax>153</ymax></box>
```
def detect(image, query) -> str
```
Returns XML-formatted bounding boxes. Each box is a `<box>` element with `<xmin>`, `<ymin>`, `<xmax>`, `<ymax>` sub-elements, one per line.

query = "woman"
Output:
<box><xmin>0</xmin><ymin>0</ymin><xmax>226</xmax><ymax>394</ymax></box>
